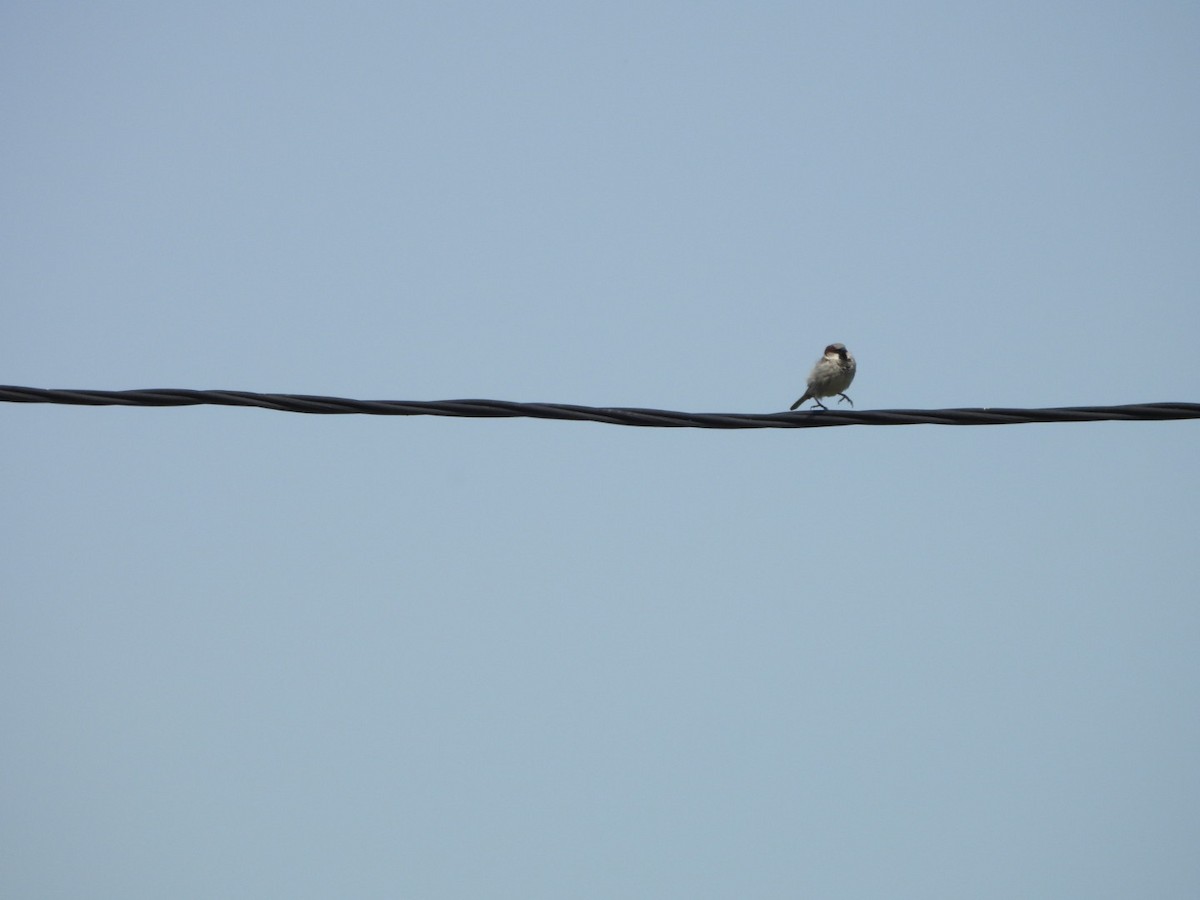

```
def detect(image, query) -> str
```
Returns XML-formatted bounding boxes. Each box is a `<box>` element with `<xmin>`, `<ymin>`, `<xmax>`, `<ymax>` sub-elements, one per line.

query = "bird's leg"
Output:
<box><xmin>836</xmin><ymin>393</ymin><xmax>854</xmax><ymax>407</ymax></box>
<box><xmin>811</xmin><ymin>398</ymin><xmax>829</xmax><ymax>410</ymax></box>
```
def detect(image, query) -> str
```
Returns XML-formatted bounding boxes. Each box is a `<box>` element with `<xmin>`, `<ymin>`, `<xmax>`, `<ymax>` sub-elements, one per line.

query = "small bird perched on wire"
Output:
<box><xmin>790</xmin><ymin>343</ymin><xmax>857</xmax><ymax>410</ymax></box>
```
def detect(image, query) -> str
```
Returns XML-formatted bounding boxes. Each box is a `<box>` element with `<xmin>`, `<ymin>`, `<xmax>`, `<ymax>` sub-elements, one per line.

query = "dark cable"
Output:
<box><xmin>3</xmin><ymin>386</ymin><xmax>1198</xmax><ymax>429</ymax></box>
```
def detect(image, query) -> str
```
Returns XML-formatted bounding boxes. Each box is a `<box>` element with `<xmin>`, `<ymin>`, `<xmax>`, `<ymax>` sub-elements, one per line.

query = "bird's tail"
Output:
<box><xmin>789</xmin><ymin>392</ymin><xmax>810</xmax><ymax>411</ymax></box>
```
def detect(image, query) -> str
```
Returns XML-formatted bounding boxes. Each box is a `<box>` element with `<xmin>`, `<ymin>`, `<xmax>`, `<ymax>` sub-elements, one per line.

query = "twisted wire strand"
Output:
<box><xmin>3</xmin><ymin>385</ymin><xmax>1198</xmax><ymax>429</ymax></box>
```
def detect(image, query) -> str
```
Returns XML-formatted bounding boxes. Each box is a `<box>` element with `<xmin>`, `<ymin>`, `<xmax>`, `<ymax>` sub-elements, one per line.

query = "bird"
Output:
<box><xmin>790</xmin><ymin>343</ymin><xmax>856</xmax><ymax>410</ymax></box>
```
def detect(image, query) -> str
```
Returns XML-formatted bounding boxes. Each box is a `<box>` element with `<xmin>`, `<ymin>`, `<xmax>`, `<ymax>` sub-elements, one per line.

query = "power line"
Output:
<box><xmin>3</xmin><ymin>385</ymin><xmax>1198</xmax><ymax>429</ymax></box>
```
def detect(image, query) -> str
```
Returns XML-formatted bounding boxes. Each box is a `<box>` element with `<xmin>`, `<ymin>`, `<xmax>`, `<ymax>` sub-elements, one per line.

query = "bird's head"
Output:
<box><xmin>825</xmin><ymin>343</ymin><xmax>849</xmax><ymax>360</ymax></box>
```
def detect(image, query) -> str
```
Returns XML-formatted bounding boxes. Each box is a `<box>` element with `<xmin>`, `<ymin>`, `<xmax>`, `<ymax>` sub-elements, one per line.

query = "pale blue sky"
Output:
<box><xmin>3</xmin><ymin>3</ymin><xmax>1198</xmax><ymax>898</ymax></box>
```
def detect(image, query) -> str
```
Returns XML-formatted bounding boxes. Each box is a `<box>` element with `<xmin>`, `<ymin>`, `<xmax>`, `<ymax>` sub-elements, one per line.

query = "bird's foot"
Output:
<box><xmin>837</xmin><ymin>394</ymin><xmax>854</xmax><ymax>407</ymax></box>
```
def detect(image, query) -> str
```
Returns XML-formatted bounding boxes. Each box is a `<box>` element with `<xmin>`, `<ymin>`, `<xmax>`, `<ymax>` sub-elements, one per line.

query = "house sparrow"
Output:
<box><xmin>790</xmin><ymin>343</ymin><xmax>856</xmax><ymax>410</ymax></box>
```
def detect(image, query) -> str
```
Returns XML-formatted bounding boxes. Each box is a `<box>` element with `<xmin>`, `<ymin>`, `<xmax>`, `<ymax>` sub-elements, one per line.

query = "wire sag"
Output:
<box><xmin>2</xmin><ymin>386</ymin><xmax>1198</xmax><ymax>429</ymax></box>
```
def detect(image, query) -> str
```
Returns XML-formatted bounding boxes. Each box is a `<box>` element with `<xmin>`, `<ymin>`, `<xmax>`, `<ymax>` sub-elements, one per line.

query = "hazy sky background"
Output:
<box><xmin>3</xmin><ymin>3</ymin><xmax>1198</xmax><ymax>898</ymax></box>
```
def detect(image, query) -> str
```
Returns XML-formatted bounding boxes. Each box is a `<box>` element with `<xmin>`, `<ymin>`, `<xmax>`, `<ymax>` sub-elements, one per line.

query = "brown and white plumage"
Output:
<box><xmin>790</xmin><ymin>343</ymin><xmax>856</xmax><ymax>410</ymax></box>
